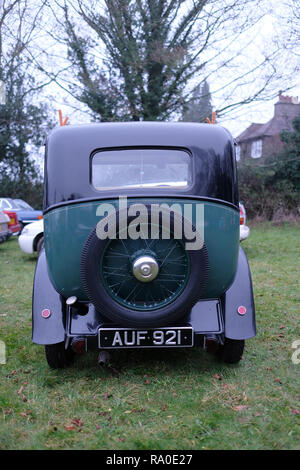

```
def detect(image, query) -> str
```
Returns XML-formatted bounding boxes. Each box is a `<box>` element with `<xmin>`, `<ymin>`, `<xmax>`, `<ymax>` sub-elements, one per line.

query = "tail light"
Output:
<box><xmin>239</xmin><ymin>207</ymin><xmax>244</xmax><ymax>225</ymax></box>
<box><xmin>37</xmin><ymin>215</ymin><xmax>43</xmax><ymax>220</ymax></box>
<box><xmin>239</xmin><ymin>204</ymin><xmax>245</xmax><ymax>225</ymax></box>
<box><xmin>3</xmin><ymin>211</ymin><xmax>19</xmax><ymax>227</ymax></box>
<box><xmin>71</xmin><ymin>337</ymin><xmax>86</xmax><ymax>354</ymax></box>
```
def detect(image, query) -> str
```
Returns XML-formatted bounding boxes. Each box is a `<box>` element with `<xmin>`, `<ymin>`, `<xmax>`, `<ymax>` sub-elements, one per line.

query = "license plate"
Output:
<box><xmin>98</xmin><ymin>327</ymin><xmax>194</xmax><ymax>349</ymax></box>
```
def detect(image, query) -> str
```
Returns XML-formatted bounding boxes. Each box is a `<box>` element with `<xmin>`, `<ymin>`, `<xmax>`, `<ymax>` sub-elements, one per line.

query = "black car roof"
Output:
<box><xmin>44</xmin><ymin>122</ymin><xmax>238</xmax><ymax>211</ymax></box>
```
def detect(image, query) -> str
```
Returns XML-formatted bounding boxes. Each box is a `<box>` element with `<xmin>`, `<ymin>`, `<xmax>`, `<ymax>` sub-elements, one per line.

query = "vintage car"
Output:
<box><xmin>32</xmin><ymin>122</ymin><xmax>256</xmax><ymax>369</ymax></box>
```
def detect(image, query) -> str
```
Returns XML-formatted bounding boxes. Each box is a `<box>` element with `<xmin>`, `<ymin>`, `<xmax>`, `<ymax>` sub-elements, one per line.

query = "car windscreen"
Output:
<box><xmin>0</xmin><ymin>199</ymin><xmax>11</xmax><ymax>209</ymax></box>
<box><xmin>1</xmin><ymin>198</ymin><xmax>20</xmax><ymax>210</ymax></box>
<box><xmin>92</xmin><ymin>148</ymin><xmax>192</xmax><ymax>190</ymax></box>
<box><xmin>14</xmin><ymin>199</ymin><xmax>33</xmax><ymax>210</ymax></box>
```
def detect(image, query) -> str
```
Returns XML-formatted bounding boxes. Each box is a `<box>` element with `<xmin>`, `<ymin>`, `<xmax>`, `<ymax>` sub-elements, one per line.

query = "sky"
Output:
<box><xmin>11</xmin><ymin>0</ymin><xmax>296</xmax><ymax>167</ymax></box>
<box><xmin>221</xmin><ymin>8</ymin><xmax>300</xmax><ymax>137</ymax></box>
<box><xmin>41</xmin><ymin>1</ymin><xmax>299</xmax><ymax>141</ymax></box>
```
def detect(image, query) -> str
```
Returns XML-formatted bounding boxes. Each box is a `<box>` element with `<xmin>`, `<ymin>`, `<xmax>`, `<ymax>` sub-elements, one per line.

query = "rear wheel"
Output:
<box><xmin>217</xmin><ymin>338</ymin><xmax>245</xmax><ymax>364</ymax></box>
<box><xmin>45</xmin><ymin>342</ymin><xmax>74</xmax><ymax>369</ymax></box>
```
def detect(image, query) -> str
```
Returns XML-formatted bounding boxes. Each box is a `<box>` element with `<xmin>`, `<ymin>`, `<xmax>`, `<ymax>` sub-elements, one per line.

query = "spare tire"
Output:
<box><xmin>80</xmin><ymin>203</ymin><xmax>209</xmax><ymax>327</ymax></box>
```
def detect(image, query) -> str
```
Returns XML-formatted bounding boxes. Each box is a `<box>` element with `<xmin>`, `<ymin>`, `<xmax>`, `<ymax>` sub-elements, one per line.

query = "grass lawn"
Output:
<box><xmin>0</xmin><ymin>223</ymin><xmax>299</xmax><ymax>450</ymax></box>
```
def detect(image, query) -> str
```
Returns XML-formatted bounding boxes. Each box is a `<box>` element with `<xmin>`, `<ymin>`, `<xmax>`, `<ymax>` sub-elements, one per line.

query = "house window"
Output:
<box><xmin>235</xmin><ymin>145</ymin><xmax>241</xmax><ymax>161</ymax></box>
<box><xmin>251</xmin><ymin>140</ymin><xmax>262</xmax><ymax>158</ymax></box>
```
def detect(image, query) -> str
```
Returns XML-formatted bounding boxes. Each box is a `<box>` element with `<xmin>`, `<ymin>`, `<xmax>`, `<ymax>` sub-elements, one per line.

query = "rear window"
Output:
<box><xmin>92</xmin><ymin>148</ymin><xmax>192</xmax><ymax>190</ymax></box>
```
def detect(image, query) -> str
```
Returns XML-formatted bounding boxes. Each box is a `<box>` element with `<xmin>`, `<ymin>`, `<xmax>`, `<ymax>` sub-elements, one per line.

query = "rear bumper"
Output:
<box><xmin>33</xmin><ymin>298</ymin><xmax>224</xmax><ymax>347</ymax></box>
<box><xmin>9</xmin><ymin>225</ymin><xmax>21</xmax><ymax>234</ymax></box>
<box><xmin>32</xmin><ymin>247</ymin><xmax>256</xmax><ymax>346</ymax></box>
<box><xmin>65</xmin><ymin>299</ymin><xmax>224</xmax><ymax>348</ymax></box>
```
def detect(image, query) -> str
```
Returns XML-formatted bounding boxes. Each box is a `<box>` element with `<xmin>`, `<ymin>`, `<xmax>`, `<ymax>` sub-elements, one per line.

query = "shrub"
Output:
<box><xmin>238</xmin><ymin>116</ymin><xmax>300</xmax><ymax>220</ymax></box>
<box><xmin>0</xmin><ymin>173</ymin><xmax>43</xmax><ymax>210</ymax></box>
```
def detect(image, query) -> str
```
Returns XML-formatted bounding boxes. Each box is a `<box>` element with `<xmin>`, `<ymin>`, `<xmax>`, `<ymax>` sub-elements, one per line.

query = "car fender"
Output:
<box><xmin>222</xmin><ymin>246</ymin><xmax>256</xmax><ymax>340</ymax></box>
<box><xmin>32</xmin><ymin>250</ymin><xmax>66</xmax><ymax>345</ymax></box>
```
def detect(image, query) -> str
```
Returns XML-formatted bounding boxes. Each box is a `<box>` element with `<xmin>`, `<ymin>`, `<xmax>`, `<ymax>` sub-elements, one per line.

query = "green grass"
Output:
<box><xmin>0</xmin><ymin>223</ymin><xmax>299</xmax><ymax>450</ymax></box>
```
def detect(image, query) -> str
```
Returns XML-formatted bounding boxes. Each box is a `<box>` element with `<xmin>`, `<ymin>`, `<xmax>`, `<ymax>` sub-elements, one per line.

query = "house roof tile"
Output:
<box><xmin>236</xmin><ymin>115</ymin><xmax>297</xmax><ymax>142</ymax></box>
<box><xmin>236</xmin><ymin>95</ymin><xmax>300</xmax><ymax>143</ymax></box>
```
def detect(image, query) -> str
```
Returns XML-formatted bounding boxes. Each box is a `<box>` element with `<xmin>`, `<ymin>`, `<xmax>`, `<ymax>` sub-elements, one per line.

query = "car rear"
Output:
<box><xmin>2</xmin><ymin>210</ymin><xmax>21</xmax><ymax>235</ymax></box>
<box><xmin>32</xmin><ymin>122</ymin><xmax>255</xmax><ymax>369</ymax></box>
<box><xmin>0</xmin><ymin>211</ymin><xmax>12</xmax><ymax>243</ymax></box>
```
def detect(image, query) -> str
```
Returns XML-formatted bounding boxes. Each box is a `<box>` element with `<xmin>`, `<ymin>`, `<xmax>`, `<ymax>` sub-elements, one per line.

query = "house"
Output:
<box><xmin>235</xmin><ymin>93</ymin><xmax>300</xmax><ymax>161</ymax></box>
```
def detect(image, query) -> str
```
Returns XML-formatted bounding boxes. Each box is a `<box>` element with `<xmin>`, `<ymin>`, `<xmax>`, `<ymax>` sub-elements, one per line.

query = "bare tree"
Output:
<box><xmin>0</xmin><ymin>0</ymin><xmax>52</xmax><ymax>184</ymax></box>
<box><xmin>32</xmin><ymin>0</ymin><xmax>299</xmax><ymax>122</ymax></box>
<box><xmin>275</xmin><ymin>1</ymin><xmax>299</xmax><ymax>67</ymax></box>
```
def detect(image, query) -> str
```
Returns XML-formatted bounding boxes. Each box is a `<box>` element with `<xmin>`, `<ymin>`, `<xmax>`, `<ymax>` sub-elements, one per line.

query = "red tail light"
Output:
<box><xmin>3</xmin><ymin>210</ymin><xmax>19</xmax><ymax>227</ymax></box>
<box><xmin>240</xmin><ymin>208</ymin><xmax>244</xmax><ymax>225</ymax></box>
<box><xmin>71</xmin><ymin>337</ymin><xmax>86</xmax><ymax>355</ymax></box>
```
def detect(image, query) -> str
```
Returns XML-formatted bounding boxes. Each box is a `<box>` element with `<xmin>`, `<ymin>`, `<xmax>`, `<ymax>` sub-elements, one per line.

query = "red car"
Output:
<box><xmin>2</xmin><ymin>210</ymin><xmax>21</xmax><ymax>235</ymax></box>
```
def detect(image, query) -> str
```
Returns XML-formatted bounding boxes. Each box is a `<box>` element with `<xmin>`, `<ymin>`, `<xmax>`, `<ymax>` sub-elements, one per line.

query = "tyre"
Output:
<box><xmin>36</xmin><ymin>236</ymin><xmax>44</xmax><ymax>254</ymax></box>
<box><xmin>45</xmin><ymin>342</ymin><xmax>74</xmax><ymax>369</ymax></box>
<box><xmin>80</xmin><ymin>204</ymin><xmax>209</xmax><ymax>328</ymax></box>
<box><xmin>217</xmin><ymin>338</ymin><xmax>245</xmax><ymax>364</ymax></box>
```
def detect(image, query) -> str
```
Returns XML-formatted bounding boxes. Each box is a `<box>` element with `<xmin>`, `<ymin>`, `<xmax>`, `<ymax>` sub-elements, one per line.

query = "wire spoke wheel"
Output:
<box><xmin>80</xmin><ymin>205</ymin><xmax>209</xmax><ymax>327</ymax></box>
<box><xmin>100</xmin><ymin>223</ymin><xmax>190</xmax><ymax>311</ymax></box>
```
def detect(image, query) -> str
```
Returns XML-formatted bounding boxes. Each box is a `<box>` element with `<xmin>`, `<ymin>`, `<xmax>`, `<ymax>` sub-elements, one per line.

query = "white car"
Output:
<box><xmin>18</xmin><ymin>219</ymin><xmax>44</xmax><ymax>254</ymax></box>
<box><xmin>239</xmin><ymin>202</ymin><xmax>250</xmax><ymax>241</ymax></box>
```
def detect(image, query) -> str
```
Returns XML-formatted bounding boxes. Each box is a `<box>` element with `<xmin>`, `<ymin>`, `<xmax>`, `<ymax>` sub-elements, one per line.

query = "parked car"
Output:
<box><xmin>1</xmin><ymin>208</ymin><xmax>21</xmax><ymax>235</ymax></box>
<box><xmin>239</xmin><ymin>202</ymin><xmax>250</xmax><ymax>241</ymax></box>
<box><xmin>33</xmin><ymin>122</ymin><xmax>256</xmax><ymax>369</ymax></box>
<box><xmin>0</xmin><ymin>198</ymin><xmax>43</xmax><ymax>228</ymax></box>
<box><xmin>0</xmin><ymin>211</ymin><xmax>12</xmax><ymax>243</ymax></box>
<box><xmin>18</xmin><ymin>219</ymin><xmax>44</xmax><ymax>254</ymax></box>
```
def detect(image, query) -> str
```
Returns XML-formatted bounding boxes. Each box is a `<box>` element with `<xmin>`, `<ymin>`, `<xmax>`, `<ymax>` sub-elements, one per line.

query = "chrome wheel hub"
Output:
<box><xmin>132</xmin><ymin>256</ymin><xmax>159</xmax><ymax>283</ymax></box>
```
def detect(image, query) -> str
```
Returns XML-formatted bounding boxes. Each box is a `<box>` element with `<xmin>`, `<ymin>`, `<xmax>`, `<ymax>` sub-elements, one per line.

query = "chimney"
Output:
<box><xmin>274</xmin><ymin>93</ymin><xmax>300</xmax><ymax>119</ymax></box>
